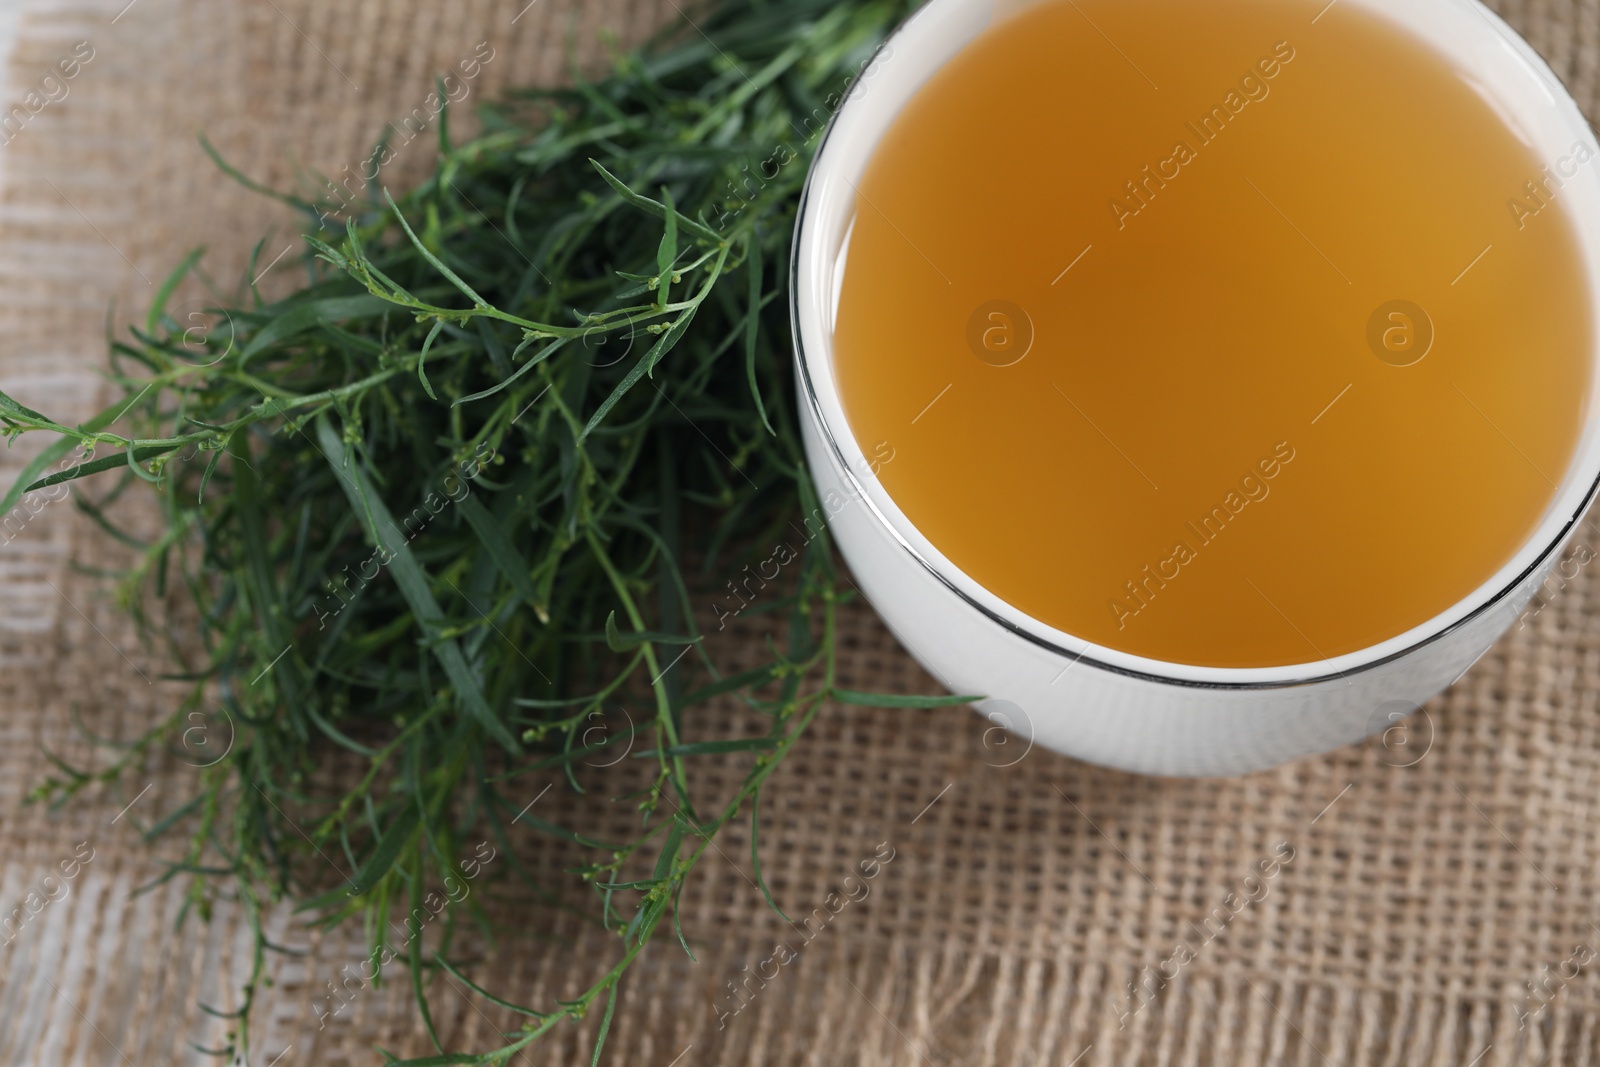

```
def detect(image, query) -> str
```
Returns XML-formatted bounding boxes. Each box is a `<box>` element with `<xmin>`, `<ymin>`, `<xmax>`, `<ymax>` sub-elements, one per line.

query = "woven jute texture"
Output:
<box><xmin>4</xmin><ymin>1</ymin><xmax>1600</xmax><ymax>1064</ymax></box>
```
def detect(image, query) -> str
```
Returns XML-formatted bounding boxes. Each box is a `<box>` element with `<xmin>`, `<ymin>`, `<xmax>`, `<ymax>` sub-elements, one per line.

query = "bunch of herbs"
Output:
<box><xmin>0</xmin><ymin>0</ymin><xmax>973</xmax><ymax>1062</ymax></box>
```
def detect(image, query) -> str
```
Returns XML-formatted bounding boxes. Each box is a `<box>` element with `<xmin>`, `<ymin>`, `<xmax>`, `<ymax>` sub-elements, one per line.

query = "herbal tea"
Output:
<box><xmin>831</xmin><ymin>0</ymin><xmax>1593</xmax><ymax>668</ymax></box>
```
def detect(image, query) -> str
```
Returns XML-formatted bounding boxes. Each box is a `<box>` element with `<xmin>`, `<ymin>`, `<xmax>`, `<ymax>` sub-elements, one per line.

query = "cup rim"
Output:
<box><xmin>790</xmin><ymin>0</ymin><xmax>1600</xmax><ymax>689</ymax></box>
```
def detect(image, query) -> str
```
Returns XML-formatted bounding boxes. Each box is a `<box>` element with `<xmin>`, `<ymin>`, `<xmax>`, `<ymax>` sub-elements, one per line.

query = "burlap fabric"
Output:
<box><xmin>4</xmin><ymin>0</ymin><xmax>1600</xmax><ymax>1064</ymax></box>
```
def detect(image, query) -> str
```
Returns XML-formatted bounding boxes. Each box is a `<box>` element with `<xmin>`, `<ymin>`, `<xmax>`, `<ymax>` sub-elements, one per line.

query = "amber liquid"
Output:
<box><xmin>833</xmin><ymin>0</ymin><xmax>1592</xmax><ymax>667</ymax></box>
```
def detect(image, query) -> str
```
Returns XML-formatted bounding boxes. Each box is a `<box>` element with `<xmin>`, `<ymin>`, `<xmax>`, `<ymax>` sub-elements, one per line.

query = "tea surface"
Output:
<box><xmin>832</xmin><ymin>0</ymin><xmax>1594</xmax><ymax>667</ymax></box>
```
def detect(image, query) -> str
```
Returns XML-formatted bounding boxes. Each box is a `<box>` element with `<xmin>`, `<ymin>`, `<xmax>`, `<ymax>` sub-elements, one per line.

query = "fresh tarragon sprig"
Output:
<box><xmin>0</xmin><ymin>0</ymin><xmax>973</xmax><ymax>1062</ymax></box>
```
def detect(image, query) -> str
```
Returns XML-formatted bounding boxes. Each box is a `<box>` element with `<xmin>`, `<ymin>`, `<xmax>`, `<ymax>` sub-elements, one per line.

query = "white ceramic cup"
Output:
<box><xmin>791</xmin><ymin>0</ymin><xmax>1600</xmax><ymax>776</ymax></box>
